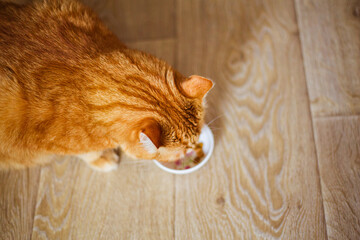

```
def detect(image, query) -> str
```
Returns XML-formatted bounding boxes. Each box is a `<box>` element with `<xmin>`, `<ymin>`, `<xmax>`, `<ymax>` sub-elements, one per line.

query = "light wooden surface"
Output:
<box><xmin>0</xmin><ymin>168</ymin><xmax>40</xmax><ymax>240</ymax></box>
<box><xmin>295</xmin><ymin>0</ymin><xmax>360</xmax><ymax>117</ymax></box>
<box><xmin>31</xmin><ymin>157</ymin><xmax>175</xmax><ymax>239</ymax></box>
<box><xmin>1</xmin><ymin>0</ymin><xmax>359</xmax><ymax>239</ymax></box>
<box><xmin>175</xmin><ymin>0</ymin><xmax>325</xmax><ymax>239</ymax></box>
<box><xmin>314</xmin><ymin>117</ymin><xmax>360</xmax><ymax>240</ymax></box>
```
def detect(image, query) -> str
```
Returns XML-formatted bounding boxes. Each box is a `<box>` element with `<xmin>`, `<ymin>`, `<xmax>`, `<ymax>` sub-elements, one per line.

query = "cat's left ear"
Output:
<box><xmin>180</xmin><ymin>75</ymin><xmax>214</xmax><ymax>99</ymax></box>
<box><xmin>138</xmin><ymin>118</ymin><xmax>162</xmax><ymax>154</ymax></box>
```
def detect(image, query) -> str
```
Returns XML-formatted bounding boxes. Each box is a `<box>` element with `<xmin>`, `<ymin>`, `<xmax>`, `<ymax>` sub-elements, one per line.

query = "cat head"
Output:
<box><xmin>122</xmin><ymin>73</ymin><xmax>213</xmax><ymax>162</ymax></box>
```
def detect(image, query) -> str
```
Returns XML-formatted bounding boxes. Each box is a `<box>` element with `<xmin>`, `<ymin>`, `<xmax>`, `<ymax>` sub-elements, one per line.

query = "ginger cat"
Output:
<box><xmin>0</xmin><ymin>0</ymin><xmax>213</xmax><ymax>171</ymax></box>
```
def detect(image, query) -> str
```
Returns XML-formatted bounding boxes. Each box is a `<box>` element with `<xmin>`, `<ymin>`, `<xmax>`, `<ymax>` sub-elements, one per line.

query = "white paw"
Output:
<box><xmin>90</xmin><ymin>160</ymin><xmax>119</xmax><ymax>172</ymax></box>
<box><xmin>86</xmin><ymin>148</ymin><xmax>121</xmax><ymax>172</ymax></box>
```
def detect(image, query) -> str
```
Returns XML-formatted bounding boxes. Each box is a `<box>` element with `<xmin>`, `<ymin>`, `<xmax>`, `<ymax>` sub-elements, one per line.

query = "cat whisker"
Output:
<box><xmin>207</xmin><ymin>114</ymin><xmax>223</xmax><ymax>126</ymax></box>
<box><xmin>207</xmin><ymin>125</ymin><xmax>222</xmax><ymax>132</ymax></box>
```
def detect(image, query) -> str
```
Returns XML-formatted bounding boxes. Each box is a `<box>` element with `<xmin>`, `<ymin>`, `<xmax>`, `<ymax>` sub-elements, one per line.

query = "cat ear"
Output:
<box><xmin>138</xmin><ymin>119</ymin><xmax>162</xmax><ymax>154</ymax></box>
<box><xmin>180</xmin><ymin>75</ymin><xmax>214</xmax><ymax>99</ymax></box>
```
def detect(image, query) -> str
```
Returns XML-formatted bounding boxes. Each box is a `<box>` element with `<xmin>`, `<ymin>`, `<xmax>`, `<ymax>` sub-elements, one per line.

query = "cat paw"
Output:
<box><xmin>88</xmin><ymin>148</ymin><xmax>121</xmax><ymax>172</ymax></box>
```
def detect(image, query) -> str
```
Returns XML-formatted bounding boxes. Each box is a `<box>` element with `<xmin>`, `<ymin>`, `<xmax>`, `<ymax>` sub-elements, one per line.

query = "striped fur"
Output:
<box><xmin>0</xmin><ymin>0</ymin><xmax>212</xmax><ymax>169</ymax></box>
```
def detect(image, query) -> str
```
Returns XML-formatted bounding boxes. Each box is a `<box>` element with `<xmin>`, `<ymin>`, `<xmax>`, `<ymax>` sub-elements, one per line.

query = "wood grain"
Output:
<box><xmin>31</xmin><ymin>157</ymin><xmax>175</xmax><ymax>240</ymax></box>
<box><xmin>314</xmin><ymin>116</ymin><xmax>360</xmax><ymax>240</ymax></box>
<box><xmin>175</xmin><ymin>0</ymin><xmax>326</xmax><ymax>239</ymax></box>
<box><xmin>295</xmin><ymin>0</ymin><xmax>360</xmax><ymax>117</ymax></box>
<box><xmin>81</xmin><ymin>0</ymin><xmax>176</xmax><ymax>42</ymax></box>
<box><xmin>0</xmin><ymin>167</ymin><xmax>40</xmax><ymax>240</ymax></box>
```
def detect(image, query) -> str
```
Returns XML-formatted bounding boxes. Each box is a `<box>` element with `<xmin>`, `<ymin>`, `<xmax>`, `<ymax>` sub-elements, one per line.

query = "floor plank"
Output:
<box><xmin>31</xmin><ymin>157</ymin><xmax>174</xmax><ymax>240</ymax></box>
<box><xmin>81</xmin><ymin>0</ymin><xmax>176</xmax><ymax>42</ymax></box>
<box><xmin>295</xmin><ymin>0</ymin><xmax>360</xmax><ymax>117</ymax></box>
<box><xmin>175</xmin><ymin>0</ymin><xmax>326</xmax><ymax>239</ymax></box>
<box><xmin>0</xmin><ymin>167</ymin><xmax>41</xmax><ymax>240</ymax></box>
<box><xmin>314</xmin><ymin>116</ymin><xmax>360</xmax><ymax>240</ymax></box>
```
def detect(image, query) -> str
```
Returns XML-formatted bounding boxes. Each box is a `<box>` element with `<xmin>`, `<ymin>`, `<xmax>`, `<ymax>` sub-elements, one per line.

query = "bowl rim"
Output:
<box><xmin>153</xmin><ymin>124</ymin><xmax>214</xmax><ymax>174</ymax></box>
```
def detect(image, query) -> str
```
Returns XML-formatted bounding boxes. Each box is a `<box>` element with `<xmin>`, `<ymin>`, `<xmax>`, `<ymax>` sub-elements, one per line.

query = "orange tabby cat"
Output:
<box><xmin>0</xmin><ymin>0</ymin><xmax>213</xmax><ymax>171</ymax></box>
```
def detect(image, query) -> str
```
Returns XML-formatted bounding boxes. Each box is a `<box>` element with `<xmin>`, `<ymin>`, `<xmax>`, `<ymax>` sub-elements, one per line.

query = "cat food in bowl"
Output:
<box><xmin>153</xmin><ymin>124</ymin><xmax>214</xmax><ymax>174</ymax></box>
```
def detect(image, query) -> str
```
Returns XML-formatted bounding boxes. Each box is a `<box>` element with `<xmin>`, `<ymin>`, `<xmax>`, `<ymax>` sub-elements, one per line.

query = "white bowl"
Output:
<box><xmin>153</xmin><ymin>124</ymin><xmax>214</xmax><ymax>174</ymax></box>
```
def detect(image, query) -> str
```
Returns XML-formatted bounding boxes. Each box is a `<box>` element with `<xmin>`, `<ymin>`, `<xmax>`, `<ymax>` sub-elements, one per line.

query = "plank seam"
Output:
<box><xmin>30</xmin><ymin>167</ymin><xmax>43</xmax><ymax>240</ymax></box>
<box><xmin>173</xmin><ymin>0</ymin><xmax>179</xmax><ymax>238</ymax></box>
<box><xmin>173</xmin><ymin>174</ymin><xmax>176</xmax><ymax>240</ymax></box>
<box><xmin>314</xmin><ymin>114</ymin><xmax>360</xmax><ymax>120</ymax></box>
<box><xmin>293</xmin><ymin>1</ymin><xmax>329</xmax><ymax>239</ymax></box>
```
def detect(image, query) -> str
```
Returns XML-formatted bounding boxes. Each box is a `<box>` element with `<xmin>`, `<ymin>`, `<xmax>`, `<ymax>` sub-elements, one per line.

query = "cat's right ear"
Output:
<box><xmin>179</xmin><ymin>75</ymin><xmax>214</xmax><ymax>99</ymax></box>
<box><xmin>138</xmin><ymin>118</ymin><xmax>162</xmax><ymax>154</ymax></box>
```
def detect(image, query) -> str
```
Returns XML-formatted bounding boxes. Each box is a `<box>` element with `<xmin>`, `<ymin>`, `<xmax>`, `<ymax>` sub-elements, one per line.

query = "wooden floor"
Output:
<box><xmin>1</xmin><ymin>0</ymin><xmax>360</xmax><ymax>239</ymax></box>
